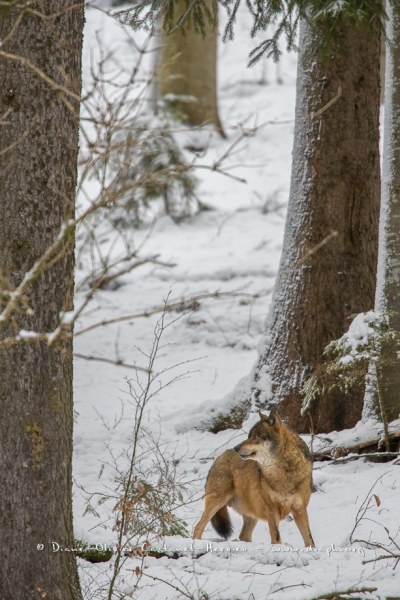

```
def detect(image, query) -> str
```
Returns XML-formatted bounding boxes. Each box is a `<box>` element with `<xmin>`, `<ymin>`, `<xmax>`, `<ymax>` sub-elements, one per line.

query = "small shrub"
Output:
<box><xmin>106</xmin><ymin>118</ymin><xmax>199</xmax><ymax>227</ymax></box>
<box><xmin>201</xmin><ymin>398</ymin><xmax>251</xmax><ymax>433</ymax></box>
<box><xmin>302</xmin><ymin>311</ymin><xmax>399</xmax><ymax>416</ymax></box>
<box><xmin>114</xmin><ymin>466</ymin><xmax>189</xmax><ymax>539</ymax></box>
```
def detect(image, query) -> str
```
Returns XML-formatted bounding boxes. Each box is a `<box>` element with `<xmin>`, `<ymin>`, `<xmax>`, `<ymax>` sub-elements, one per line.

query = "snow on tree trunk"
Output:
<box><xmin>156</xmin><ymin>0</ymin><xmax>223</xmax><ymax>133</ymax></box>
<box><xmin>250</xmin><ymin>18</ymin><xmax>381</xmax><ymax>433</ymax></box>
<box><xmin>363</xmin><ymin>3</ymin><xmax>400</xmax><ymax>424</ymax></box>
<box><xmin>0</xmin><ymin>2</ymin><xmax>84</xmax><ymax>598</ymax></box>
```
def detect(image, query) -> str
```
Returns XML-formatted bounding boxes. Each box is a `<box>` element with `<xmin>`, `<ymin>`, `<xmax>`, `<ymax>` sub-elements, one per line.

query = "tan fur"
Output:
<box><xmin>193</xmin><ymin>411</ymin><xmax>315</xmax><ymax>546</ymax></box>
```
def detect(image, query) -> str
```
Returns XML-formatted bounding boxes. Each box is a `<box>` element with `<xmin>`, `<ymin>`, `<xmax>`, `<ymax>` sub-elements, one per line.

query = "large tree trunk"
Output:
<box><xmin>363</xmin><ymin>3</ymin><xmax>400</xmax><ymax>424</ymax></box>
<box><xmin>251</xmin><ymin>18</ymin><xmax>381</xmax><ymax>433</ymax></box>
<box><xmin>0</xmin><ymin>2</ymin><xmax>84</xmax><ymax>598</ymax></box>
<box><xmin>156</xmin><ymin>0</ymin><xmax>223</xmax><ymax>133</ymax></box>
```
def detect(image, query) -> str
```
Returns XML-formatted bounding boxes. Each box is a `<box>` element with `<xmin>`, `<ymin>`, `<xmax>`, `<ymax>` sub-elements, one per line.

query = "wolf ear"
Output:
<box><xmin>259</xmin><ymin>411</ymin><xmax>278</xmax><ymax>426</ymax></box>
<box><xmin>267</xmin><ymin>411</ymin><xmax>281</xmax><ymax>426</ymax></box>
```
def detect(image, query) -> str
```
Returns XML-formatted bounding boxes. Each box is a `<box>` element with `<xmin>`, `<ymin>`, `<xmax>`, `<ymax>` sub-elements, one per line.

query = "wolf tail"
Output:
<box><xmin>211</xmin><ymin>506</ymin><xmax>233</xmax><ymax>539</ymax></box>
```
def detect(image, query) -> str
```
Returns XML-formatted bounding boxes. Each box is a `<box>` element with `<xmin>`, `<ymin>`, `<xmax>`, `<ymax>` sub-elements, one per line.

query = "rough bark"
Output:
<box><xmin>363</xmin><ymin>3</ymin><xmax>400</xmax><ymax>424</ymax></box>
<box><xmin>156</xmin><ymin>0</ymin><xmax>223</xmax><ymax>133</ymax></box>
<box><xmin>251</xmin><ymin>19</ymin><xmax>381</xmax><ymax>433</ymax></box>
<box><xmin>0</xmin><ymin>2</ymin><xmax>84</xmax><ymax>598</ymax></box>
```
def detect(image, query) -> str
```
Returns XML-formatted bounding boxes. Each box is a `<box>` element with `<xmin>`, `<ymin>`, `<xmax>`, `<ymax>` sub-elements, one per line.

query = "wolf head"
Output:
<box><xmin>234</xmin><ymin>411</ymin><xmax>282</xmax><ymax>463</ymax></box>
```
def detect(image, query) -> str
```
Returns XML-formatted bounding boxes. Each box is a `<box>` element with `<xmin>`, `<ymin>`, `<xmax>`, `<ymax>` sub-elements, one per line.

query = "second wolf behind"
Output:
<box><xmin>193</xmin><ymin>411</ymin><xmax>315</xmax><ymax>546</ymax></box>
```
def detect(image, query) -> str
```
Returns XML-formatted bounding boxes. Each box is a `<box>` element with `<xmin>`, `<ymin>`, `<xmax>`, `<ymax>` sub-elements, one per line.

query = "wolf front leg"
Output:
<box><xmin>292</xmin><ymin>506</ymin><xmax>315</xmax><ymax>547</ymax></box>
<box><xmin>266</xmin><ymin>513</ymin><xmax>281</xmax><ymax>544</ymax></box>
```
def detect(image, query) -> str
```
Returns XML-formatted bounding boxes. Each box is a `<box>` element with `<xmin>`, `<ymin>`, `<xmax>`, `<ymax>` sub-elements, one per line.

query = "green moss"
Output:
<box><xmin>74</xmin><ymin>539</ymin><xmax>113</xmax><ymax>563</ymax></box>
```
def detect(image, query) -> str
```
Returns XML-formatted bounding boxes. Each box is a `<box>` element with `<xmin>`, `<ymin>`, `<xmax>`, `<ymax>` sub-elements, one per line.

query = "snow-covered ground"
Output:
<box><xmin>73</xmin><ymin>4</ymin><xmax>400</xmax><ymax>599</ymax></box>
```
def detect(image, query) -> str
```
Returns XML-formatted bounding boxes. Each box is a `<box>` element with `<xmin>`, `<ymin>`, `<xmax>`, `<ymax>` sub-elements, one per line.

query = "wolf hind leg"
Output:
<box><xmin>292</xmin><ymin>506</ymin><xmax>315</xmax><ymax>547</ymax></box>
<box><xmin>239</xmin><ymin>516</ymin><xmax>257</xmax><ymax>542</ymax></box>
<box><xmin>193</xmin><ymin>493</ymin><xmax>231</xmax><ymax>540</ymax></box>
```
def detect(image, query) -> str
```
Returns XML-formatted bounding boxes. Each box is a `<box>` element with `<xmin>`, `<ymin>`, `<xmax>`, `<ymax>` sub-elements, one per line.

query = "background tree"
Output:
<box><xmin>363</xmin><ymin>1</ymin><xmax>400</xmax><ymax>426</ymax></box>
<box><xmin>154</xmin><ymin>0</ymin><xmax>223</xmax><ymax>133</ymax></box>
<box><xmin>250</xmin><ymin>16</ymin><xmax>381</xmax><ymax>433</ymax></box>
<box><xmin>0</xmin><ymin>1</ymin><xmax>84</xmax><ymax>597</ymax></box>
<box><xmin>127</xmin><ymin>1</ymin><xmax>387</xmax><ymax>434</ymax></box>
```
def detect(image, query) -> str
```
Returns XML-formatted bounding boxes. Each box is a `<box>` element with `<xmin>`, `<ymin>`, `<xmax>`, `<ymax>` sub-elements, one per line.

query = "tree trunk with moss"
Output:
<box><xmin>156</xmin><ymin>1</ymin><xmax>223</xmax><ymax>133</ymax></box>
<box><xmin>0</xmin><ymin>2</ymin><xmax>84</xmax><ymax>598</ymax></box>
<box><xmin>251</xmin><ymin>18</ymin><xmax>381</xmax><ymax>433</ymax></box>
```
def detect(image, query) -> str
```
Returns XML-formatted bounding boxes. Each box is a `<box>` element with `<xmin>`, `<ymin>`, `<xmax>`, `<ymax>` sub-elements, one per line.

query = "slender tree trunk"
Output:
<box><xmin>0</xmin><ymin>2</ymin><xmax>84</xmax><ymax>598</ymax></box>
<box><xmin>251</xmin><ymin>18</ymin><xmax>381</xmax><ymax>433</ymax></box>
<box><xmin>363</xmin><ymin>3</ymin><xmax>400</xmax><ymax>424</ymax></box>
<box><xmin>156</xmin><ymin>1</ymin><xmax>223</xmax><ymax>133</ymax></box>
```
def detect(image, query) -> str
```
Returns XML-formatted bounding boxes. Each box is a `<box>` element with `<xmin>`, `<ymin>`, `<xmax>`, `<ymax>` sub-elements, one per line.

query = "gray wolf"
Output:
<box><xmin>193</xmin><ymin>411</ymin><xmax>314</xmax><ymax>546</ymax></box>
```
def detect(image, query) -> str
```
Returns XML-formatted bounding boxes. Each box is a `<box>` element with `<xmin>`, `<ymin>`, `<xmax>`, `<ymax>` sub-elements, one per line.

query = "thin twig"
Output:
<box><xmin>75</xmin><ymin>289</ymin><xmax>271</xmax><ymax>337</ymax></box>
<box><xmin>349</xmin><ymin>472</ymin><xmax>391</xmax><ymax>544</ymax></box>
<box><xmin>88</xmin><ymin>256</ymin><xmax>176</xmax><ymax>289</ymax></box>
<box><xmin>0</xmin><ymin>3</ymin><xmax>84</xmax><ymax>47</ymax></box>
<box><xmin>73</xmin><ymin>353</ymin><xmax>151</xmax><ymax>373</ymax></box>
<box><xmin>273</xmin><ymin>582</ymin><xmax>312</xmax><ymax>594</ymax></box>
<box><xmin>362</xmin><ymin>553</ymin><xmax>400</xmax><ymax>565</ymax></box>
<box><xmin>305</xmin><ymin>587</ymin><xmax>377</xmax><ymax>600</ymax></box>
<box><xmin>310</xmin><ymin>85</ymin><xmax>342</xmax><ymax>119</ymax></box>
<box><xmin>293</xmin><ymin>231</ymin><xmax>339</xmax><ymax>269</ymax></box>
<box><xmin>0</xmin><ymin>49</ymin><xmax>80</xmax><ymax>112</ymax></box>
<box><xmin>0</xmin><ymin>124</ymin><xmax>33</xmax><ymax>157</ymax></box>
<box><xmin>139</xmin><ymin>572</ymin><xmax>194</xmax><ymax>600</ymax></box>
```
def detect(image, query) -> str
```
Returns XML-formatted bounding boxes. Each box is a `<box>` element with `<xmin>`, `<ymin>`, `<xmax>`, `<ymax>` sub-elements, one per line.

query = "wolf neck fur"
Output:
<box><xmin>257</xmin><ymin>428</ymin><xmax>310</xmax><ymax>485</ymax></box>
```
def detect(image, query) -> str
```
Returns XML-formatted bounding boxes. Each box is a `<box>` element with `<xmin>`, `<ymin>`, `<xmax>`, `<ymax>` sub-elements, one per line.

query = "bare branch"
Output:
<box><xmin>75</xmin><ymin>288</ymin><xmax>271</xmax><ymax>337</ymax></box>
<box><xmin>73</xmin><ymin>353</ymin><xmax>151</xmax><ymax>373</ymax></box>
<box><xmin>87</xmin><ymin>255</ymin><xmax>176</xmax><ymax>290</ymax></box>
<box><xmin>305</xmin><ymin>587</ymin><xmax>377</xmax><ymax>600</ymax></box>
<box><xmin>0</xmin><ymin>49</ymin><xmax>80</xmax><ymax>113</ymax></box>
